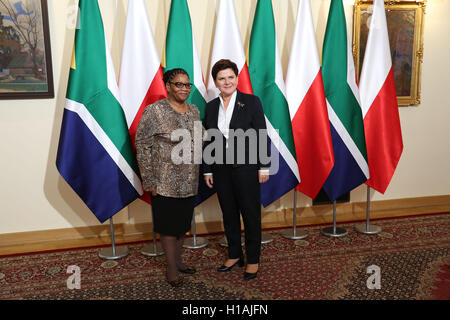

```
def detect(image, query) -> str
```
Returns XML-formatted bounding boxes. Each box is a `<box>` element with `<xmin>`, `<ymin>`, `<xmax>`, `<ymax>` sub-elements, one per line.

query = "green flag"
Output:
<box><xmin>248</xmin><ymin>0</ymin><xmax>300</xmax><ymax>206</ymax></box>
<box><xmin>321</xmin><ymin>0</ymin><xmax>369</xmax><ymax>201</ymax></box>
<box><xmin>56</xmin><ymin>0</ymin><xmax>142</xmax><ymax>223</ymax></box>
<box><xmin>164</xmin><ymin>0</ymin><xmax>207</xmax><ymax>119</ymax></box>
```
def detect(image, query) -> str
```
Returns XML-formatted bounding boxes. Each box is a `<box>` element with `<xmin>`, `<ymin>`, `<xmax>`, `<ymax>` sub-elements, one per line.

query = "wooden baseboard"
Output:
<box><xmin>1</xmin><ymin>195</ymin><xmax>449</xmax><ymax>256</ymax></box>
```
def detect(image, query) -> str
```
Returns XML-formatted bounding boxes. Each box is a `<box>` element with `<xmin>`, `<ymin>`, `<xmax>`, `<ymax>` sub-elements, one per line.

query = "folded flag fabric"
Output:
<box><xmin>118</xmin><ymin>0</ymin><xmax>167</xmax><ymax>204</ymax></box>
<box><xmin>285</xmin><ymin>0</ymin><xmax>334</xmax><ymax>199</ymax></box>
<box><xmin>202</xmin><ymin>0</ymin><xmax>253</xmax><ymax>205</ymax></box>
<box><xmin>56</xmin><ymin>0</ymin><xmax>142</xmax><ymax>223</ymax></box>
<box><xmin>207</xmin><ymin>0</ymin><xmax>253</xmax><ymax>101</ymax></box>
<box><xmin>248</xmin><ymin>0</ymin><xmax>300</xmax><ymax>206</ymax></box>
<box><xmin>164</xmin><ymin>0</ymin><xmax>212</xmax><ymax>206</ymax></box>
<box><xmin>165</xmin><ymin>0</ymin><xmax>208</xmax><ymax>119</ymax></box>
<box><xmin>321</xmin><ymin>0</ymin><xmax>370</xmax><ymax>201</ymax></box>
<box><xmin>359</xmin><ymin>0</ymin><xmax>403</xmax><ymax>194</ymax></box>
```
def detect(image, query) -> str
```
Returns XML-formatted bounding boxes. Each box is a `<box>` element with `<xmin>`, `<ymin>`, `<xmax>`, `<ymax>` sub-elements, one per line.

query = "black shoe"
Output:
<box><xmin>217</xmin><ymin>257</ymin><xmax>244</xmax><ymax>272</ymax></box>
<box><xmin>244</xmin><ymin>271</ymin><xmax>258</xmax><ymax>280</ymax></box>
<box><xmin>178</xmin><ymin>267</ymin><xmax>196</xmax><ymax>274</ymax></box>
<box><xmin>167</xmin><ymin>277</ymin><xmax>183</xmax><ymax>287</ymax></box>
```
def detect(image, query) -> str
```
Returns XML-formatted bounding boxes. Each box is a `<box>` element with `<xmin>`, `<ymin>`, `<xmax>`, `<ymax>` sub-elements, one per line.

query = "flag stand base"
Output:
<box><xmin>280</xmin><ymin>229</ymin><xmax>308</xmax><ymax>240</ymax></box>
<box><xmin>280</xmin><ymin>190</ymin><xmax>308</xmax><ymax>240</ymax></box>
<box><xmin>99</xmin><ymin>218</ymin><xmax>129</xmax><ymax>260</ymax></box>
<box><xmin>183</xmin><ymin>237</ymin><xmax>208</xmax><ymax>249</ymax></box>
<box><xmin>141</xmin><ymin>208</ymin><xmax>164</xmax><ymax>256</ymax></box>
<box><xmin>261</xmin><ymin>232</ymin><xmax>274</xmax><ymax>244</ymax></box>
<box><xmin>183</xmin><ymin>212</ymin><xmax>208</xmax><ymax>249</ymax></box>
<box><xmin>141</xmin><ymin>232</ymin><xmax>164</xmax><ymax>257</ymax></box>
<box><xmin>321</xmin><ymin>226</ymin><xmax>348</xmax><ymax>238</ymax></box>
<box><xmin>99</xmin><ymin>246</ymin><xmax>129</xmax><ymax>260</ymax></box>
<box><xmin>321</xmin><ymin>201</ymin><xmax>348</xmax><ymax>238</ymax></box>
<box><xmin>354</xmin><ymin>186</ymin><xmax>382</xmax><ymax>235</ymax></box>
<box><xmin>354</xmin><ymin>224</ymin><xmax>382</xmax><ymax>235</ymax></box>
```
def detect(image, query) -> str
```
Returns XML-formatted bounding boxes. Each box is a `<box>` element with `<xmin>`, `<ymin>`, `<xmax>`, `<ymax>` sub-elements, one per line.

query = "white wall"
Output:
<box><xmin>1</xmin><ymin>0</ymin><xmax>449</xmax><ymax>234</ymax></box>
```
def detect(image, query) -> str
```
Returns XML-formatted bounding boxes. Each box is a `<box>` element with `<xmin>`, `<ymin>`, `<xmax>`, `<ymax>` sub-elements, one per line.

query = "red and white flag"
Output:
<box><xmin>285</xmin><ymin>0</ymin><xmax>334</xmax><ymax>199</ymax></box>
<box><xmin>359</xmin><ymin>0</ymin><xmax>403</xmax><ymax>194</ymax></box>
<box><xmin>118</xmin><ymin>0</ymin><xmax>167</xmax><ymax>204</ymax></box>
<box><xmin>207</xmin><ymin>0</ymin><xmax>252</xmax><ymax>100</ymax></box>
<box><xmin>118</xmin><ymin>0</ymin><xmax>167</xmax><ymax>149</ymax></box>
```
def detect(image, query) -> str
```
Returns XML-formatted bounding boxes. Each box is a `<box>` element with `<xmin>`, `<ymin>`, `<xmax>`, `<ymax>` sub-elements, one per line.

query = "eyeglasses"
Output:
<box><xmin>169</xmin><ymin>81</ymin><xmax>193</xmax><ymax>89</ymax></box>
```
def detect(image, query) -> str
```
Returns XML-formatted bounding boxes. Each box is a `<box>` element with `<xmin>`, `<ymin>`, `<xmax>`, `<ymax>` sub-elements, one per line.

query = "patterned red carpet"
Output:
<box><xmin>0</xmin><ymin>213</ymin><xmax>449</xmax><ymax>300</ymax></box>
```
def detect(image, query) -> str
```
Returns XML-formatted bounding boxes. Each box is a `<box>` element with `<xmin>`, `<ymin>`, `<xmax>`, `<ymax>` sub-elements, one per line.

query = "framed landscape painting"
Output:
<box><xmin>353</xmin><ymin>0</ymin><xmax>426</xmax><ymax>106</ymax></box>
<box><xmin>0</xmin><ymin>0</ymin><xmax>54</xmax><ymax>99</ymax></box>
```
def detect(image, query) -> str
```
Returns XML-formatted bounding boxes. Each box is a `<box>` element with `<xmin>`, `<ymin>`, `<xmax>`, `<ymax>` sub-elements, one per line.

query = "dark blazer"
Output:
<box><xmin>202</xmin><ymin>90</ymin><xmax>270</xmax><ymax>174</ymax></box>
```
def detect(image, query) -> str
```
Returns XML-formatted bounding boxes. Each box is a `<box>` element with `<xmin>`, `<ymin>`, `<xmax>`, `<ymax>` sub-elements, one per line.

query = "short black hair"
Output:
<box><xmin>211</xmin><ymin>59</ymin><xmax>238</xmax><ymax>80</ymax></box>
<box><xmin>163</xmin><ymin>68</ymin><xmax>189</xmax><ymax>85</ymax></box>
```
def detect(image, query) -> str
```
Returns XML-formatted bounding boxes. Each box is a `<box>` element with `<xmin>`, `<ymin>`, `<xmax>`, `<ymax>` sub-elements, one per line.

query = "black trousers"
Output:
<box><xmin>213</xmin><ymin>165</ymin><xmax>261</xmax><ymax>264</ymax></box>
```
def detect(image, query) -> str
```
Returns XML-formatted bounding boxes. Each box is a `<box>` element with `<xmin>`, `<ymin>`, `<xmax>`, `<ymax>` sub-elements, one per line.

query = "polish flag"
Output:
<box><xmin>119</xmin><ymin>0</ymin><xmax>167</xmax><ymax>149</ymax></box>
<box><xmin>207</xmin><ymin>0</ymin><xmax>253</xmax><ymax>100</ymax></box>
<box><xmin>285</xmin><ymin>0</ymin><xmax>334</xmax><ymax>199</ymax></box>
<box><xmin>359</xmin><ymin>0</ymin><xmax>403</xmax><ymax>194</ymax></box>
<box><xmin>118</xmin><ymin>0</ymin><xmax>167</xmax><ymax>203</ymax></box>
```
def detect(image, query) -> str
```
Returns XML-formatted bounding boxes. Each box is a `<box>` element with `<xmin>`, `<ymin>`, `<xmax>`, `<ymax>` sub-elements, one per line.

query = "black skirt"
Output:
<box><xmin>151</xmin><ymin>194</ymin><xmax>195</xmax><ymax>236</ymax></box>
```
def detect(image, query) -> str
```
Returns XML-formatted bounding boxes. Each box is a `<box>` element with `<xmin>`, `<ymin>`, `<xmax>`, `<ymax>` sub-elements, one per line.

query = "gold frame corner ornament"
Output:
<box><xmin>353</xmin><ymin>0</ymin><xmax>426</xmax><ymax>106</ymax></box>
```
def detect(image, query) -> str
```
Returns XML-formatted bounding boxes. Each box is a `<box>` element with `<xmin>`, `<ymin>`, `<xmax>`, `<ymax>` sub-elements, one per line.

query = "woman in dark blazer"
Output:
<box><xmin>203</xmin><ymin>59</ymin><xmax>269</xmax><ymax>280</ymax></box>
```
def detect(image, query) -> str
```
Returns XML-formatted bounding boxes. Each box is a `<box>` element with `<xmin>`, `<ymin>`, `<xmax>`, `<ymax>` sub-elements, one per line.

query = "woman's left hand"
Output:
<box><xmin>258</xmin><ymin>172</ymin><xmax>269</xmax><ymax>184</ymax></box>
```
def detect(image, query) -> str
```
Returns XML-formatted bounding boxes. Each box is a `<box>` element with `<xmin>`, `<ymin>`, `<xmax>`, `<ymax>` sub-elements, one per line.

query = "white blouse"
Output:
<box><xmin>217</xmin><ymin>90</ymin><xmax>237</xmax><ymax>144</ymax></box>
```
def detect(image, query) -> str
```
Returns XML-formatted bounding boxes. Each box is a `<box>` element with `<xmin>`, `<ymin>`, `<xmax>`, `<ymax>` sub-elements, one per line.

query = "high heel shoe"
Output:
<box><xmin>244</xmin><ymin>264</ymin><xmax>259</xmax><ymax>280</ymax></box>
<box><xmin>167</xmin><ymin>277</ymin><xmax>183</xmax><ymax>287</ymax></box>
<box><xmin>178</xmin><ymin>266</ymin><xmax>196</xmax><ymax>274</ymax></box>
<box><xmin>217</xmin><ymin>256</ymin><xmax>244</xmax><ymax>272</ymax></box>
<box><xmin>243</xmin><ymin>271</ymin><xmax>258</xmax><ymax>280</ymax></box>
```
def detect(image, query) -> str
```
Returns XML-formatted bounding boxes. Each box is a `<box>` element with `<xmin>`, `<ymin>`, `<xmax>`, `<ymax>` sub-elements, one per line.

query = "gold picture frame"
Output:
<box><xmin>0</xmin><ymin>0</ymin><xmax>54</xmax><ymax>99</ymax></box>
<box><xmin>353</xmin><ymin>0</ymin><xmax>426</xmax><ymax>106</ymax></box>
